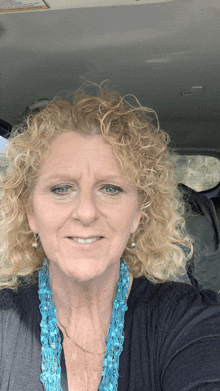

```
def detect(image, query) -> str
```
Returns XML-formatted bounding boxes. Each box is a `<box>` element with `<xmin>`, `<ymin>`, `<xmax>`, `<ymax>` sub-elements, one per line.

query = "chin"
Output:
<box><xmin>61</xmin><ymin>258</ymin><xmax>105</xmax><ymax>282</ymax></box>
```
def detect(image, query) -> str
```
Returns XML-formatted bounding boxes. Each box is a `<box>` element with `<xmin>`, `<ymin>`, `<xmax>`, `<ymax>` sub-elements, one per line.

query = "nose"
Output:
<box><xmin>71</xmin><ymin>189</ymin><xmax>99</xmax><ymax>225</ymax></box>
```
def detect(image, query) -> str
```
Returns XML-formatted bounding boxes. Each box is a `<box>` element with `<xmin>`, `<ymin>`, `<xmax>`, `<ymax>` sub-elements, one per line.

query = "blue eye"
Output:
<box><xmin>102</xmin><ymin>185</ymin><xmax>123</xmax><ymax>195</ymax></box>
<box><xmin>50</xmin><ymin>184</ymin><xmax>72</xmax><ymax>195</ymax></box>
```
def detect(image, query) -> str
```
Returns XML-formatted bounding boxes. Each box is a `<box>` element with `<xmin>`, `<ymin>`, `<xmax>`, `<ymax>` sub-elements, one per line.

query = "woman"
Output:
<box><xmin>0</xmin><ymin>85</ymin><xmax>219</xmax><ymax>391</ymax></box>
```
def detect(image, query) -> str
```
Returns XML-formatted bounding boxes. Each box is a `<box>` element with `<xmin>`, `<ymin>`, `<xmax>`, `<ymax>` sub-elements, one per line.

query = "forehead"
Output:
<box><xmin>39</xmin><ymin>132</ymin><xmax>123</xmax><ymax>177</ymax></box>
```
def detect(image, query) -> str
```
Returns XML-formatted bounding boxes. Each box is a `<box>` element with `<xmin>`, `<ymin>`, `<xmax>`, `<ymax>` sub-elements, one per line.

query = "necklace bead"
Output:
<box><xmin>38</xmin><ymin>258</ymin><xmax>130</xmax><ymax>391</ymax></box>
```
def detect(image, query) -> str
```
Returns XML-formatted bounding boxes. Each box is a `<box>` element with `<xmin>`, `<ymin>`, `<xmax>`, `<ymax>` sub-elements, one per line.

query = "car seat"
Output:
<box><xmin>178</xmin><ymin>183</ymin><xmax>220</xmax><ymax>293</ymax></box>
<box><xmin>211</xmin><ymin>197</ymin><xmax>220</xmax><ymax>222</ymax></box>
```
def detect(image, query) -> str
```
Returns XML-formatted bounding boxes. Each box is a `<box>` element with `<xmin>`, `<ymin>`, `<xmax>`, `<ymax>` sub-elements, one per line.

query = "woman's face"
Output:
<box><xmin>27</xmin><ymin>132</ymin><xmax>141</xmax><ymax>282</ymax></box>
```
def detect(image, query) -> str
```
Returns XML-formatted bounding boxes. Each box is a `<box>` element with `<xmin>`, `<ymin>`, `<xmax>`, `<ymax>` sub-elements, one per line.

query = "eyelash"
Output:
<box><xmin>50</xmin><ymin>184</ymin><xmax>123</xmax><ymax>196</ymax></box>
<box><xmin>101</xmin><ymin>185</ymin><xmax>123</xmax><ymax>195</ymax></box>
<box><xmin>50</xmin><ymin>184</ymin><xmax>73</xmax><ymax>195</ymax></box>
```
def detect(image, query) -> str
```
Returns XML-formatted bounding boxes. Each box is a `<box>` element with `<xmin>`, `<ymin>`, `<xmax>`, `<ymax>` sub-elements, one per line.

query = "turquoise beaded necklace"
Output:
<box><xmin>38</xmin><ymin>258</ymin><xmax>130</xmax><ymax>391</ymax></box>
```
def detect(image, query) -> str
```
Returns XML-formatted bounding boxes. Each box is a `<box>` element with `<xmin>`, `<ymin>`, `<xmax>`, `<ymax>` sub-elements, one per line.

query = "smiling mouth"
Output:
<box><xmin>68</xmin><ymin>237</ymin><xmax>103</xmax><ymax>244</ymax></box>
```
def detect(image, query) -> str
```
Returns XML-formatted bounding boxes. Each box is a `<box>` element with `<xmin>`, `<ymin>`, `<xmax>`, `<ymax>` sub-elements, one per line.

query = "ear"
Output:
<box><xmin>26</xmin><ymin>196</ymin><xmax>39</xmax><ymax>234</ymax></box>
<box><xmin>130</xmin><ymin>209</ymin><xmax>142</xmax><ymax>234</ymax></box>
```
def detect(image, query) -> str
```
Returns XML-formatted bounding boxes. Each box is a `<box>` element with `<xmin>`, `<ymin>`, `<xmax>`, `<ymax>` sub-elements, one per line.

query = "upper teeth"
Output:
<box><xmin>72</xmin><ymin>237</ymin><xmax>101</xmax><ymax>243</ymax></box>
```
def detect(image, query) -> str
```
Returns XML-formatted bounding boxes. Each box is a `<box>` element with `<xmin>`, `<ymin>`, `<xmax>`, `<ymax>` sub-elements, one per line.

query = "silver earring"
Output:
<box><xmin>32</xmin><ymin>233</ymin><xmax>39</xmax><ymax>249</ymax></box>
<box><xmin>130</xmin><ymin>233</ymin><xmax>136</xmax><ymax>248</ymax></box>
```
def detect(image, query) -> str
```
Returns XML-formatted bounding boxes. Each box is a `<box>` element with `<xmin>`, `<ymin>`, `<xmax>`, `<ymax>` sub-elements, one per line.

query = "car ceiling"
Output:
<box><xmin>0</xmin><ymin>0</ymin><xmax>220</xmax><ymax>156</ymax></box>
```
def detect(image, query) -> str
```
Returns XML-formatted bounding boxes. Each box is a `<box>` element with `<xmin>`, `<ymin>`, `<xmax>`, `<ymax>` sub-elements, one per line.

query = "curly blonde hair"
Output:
<box><xmin>0</xmin><ymin>83</ymin><xmax>192</xmax><ymax>290</ymax></box>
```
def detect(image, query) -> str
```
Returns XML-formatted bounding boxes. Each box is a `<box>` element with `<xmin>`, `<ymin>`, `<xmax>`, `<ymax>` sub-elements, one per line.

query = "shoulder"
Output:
<box><xmin>0</xmin><ymin>283</ymin><xmax>39</xmax><ymax>315</ymax></box>
<box><xmin>128</xmin><ymin>277</ymin><xmax>220</xmax><ymax>329</ymax></box>
<box><xmin>0</xmin><ymin>283</ymin><xmax>40</xmax><ymax>354</ymax></box>
<box><xmin>130</xmin><ymin>276</ymin><xmax>220</xmax><ymax>306</ymax></box>
<box><xmin>128</xmin><ymin>278</ymin><xmax>220</xmax><ymax>367</ymax></box>
<box><xmin>0</xmin><ymin>288</ymin><xmax>19</xmax><ymax>311</ymax></box>
<box><xmin>129</xmin><ymin>279</ymin><xmax>220</xmax><ymax>390</ymax></box>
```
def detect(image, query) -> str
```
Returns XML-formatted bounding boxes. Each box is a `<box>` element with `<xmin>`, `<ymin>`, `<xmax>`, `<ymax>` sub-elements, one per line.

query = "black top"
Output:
<box><xmin>0</xmin><ymin>277</ymin><xmax>220</xmax><ymax>391</ymax></box>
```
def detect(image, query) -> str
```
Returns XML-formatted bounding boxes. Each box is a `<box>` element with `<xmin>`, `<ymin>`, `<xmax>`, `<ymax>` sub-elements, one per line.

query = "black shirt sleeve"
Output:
<box><xmin>157</xmin><ymin>286</ymin><xmax>220</xmax><ymax>391</ymax></box>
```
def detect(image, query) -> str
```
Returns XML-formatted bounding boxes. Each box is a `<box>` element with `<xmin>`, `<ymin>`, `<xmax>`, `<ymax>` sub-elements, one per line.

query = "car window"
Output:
<box><xmin>169</xmin><ymin>154</ymin><xmax>220</xmax><ymax>192</ymax></box>
<box><xmin>0</xmin><ymin>137</ymin><xmax>7</xmax><ymax>174</ymax></box>
<box><xmin>0</xmin><ymin>155</ymin><xmax>7</xmax><ymax>175</ymax></box>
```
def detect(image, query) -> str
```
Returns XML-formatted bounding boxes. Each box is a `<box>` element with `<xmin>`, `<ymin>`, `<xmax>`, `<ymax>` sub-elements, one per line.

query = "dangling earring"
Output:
<box><xmin>32</xmin><ymin>233</ymin><xmax>39</xmax><ymax>249</ymax></box>
<box><xmin>130</xmin><ymin>233</ymin><xmax>136</xmax><ymax>248</ymax></box>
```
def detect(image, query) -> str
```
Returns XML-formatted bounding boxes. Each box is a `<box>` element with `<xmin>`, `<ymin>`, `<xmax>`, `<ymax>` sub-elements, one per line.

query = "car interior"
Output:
<box><xmin>0</xmin><ymin>0</ymin><xmax>219</xmax><ymax>293</ymax></box>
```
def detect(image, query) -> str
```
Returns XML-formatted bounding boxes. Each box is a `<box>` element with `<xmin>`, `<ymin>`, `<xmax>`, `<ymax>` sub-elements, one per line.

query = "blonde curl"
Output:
<box><xmin>0</xmin><ymin>82</ymin><xmax>192</xmax><ymax>290</ymax></box>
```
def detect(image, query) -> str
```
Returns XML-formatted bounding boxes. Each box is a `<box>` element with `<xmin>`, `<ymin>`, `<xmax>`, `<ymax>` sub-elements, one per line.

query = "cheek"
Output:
<box><xmin>27</xmin><ymin>197</ymin><xmax>59</xmax><ymax>233</ymax></box>
<box><xmin>111</xmin><ymin>201</ymin><xmax>140</xmax><ymax>232</ymax></box>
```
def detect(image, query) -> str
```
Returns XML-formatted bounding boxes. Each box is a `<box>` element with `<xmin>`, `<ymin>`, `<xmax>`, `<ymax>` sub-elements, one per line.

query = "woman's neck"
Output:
<box><xmin>48</xmin><ymin>260</ymin><xmax>132</xmax><ymax>350</ymax></box>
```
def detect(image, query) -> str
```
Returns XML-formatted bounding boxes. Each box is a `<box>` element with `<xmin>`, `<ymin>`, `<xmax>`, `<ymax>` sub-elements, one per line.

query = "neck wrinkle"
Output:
<box><xmin>48</xmin><ymin>262</ymin><xmax>124</xmax><ymax>343</ymax></box>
